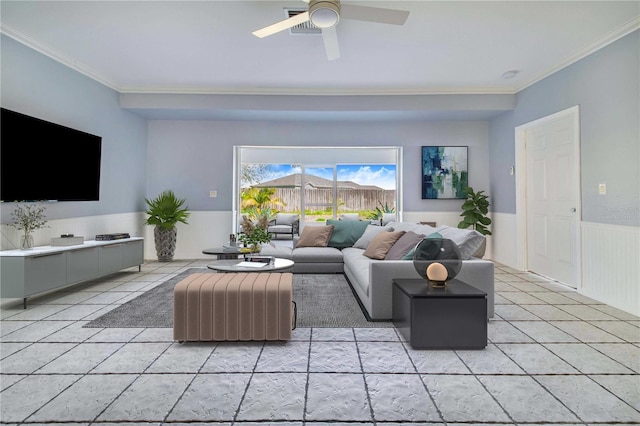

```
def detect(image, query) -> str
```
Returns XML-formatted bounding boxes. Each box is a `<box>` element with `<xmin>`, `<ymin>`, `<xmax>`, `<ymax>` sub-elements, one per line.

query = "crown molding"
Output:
<box><xmin>515</xmin><ymin>17</ymin><xmax>640</xmax><ymax>92</ymax></box>
<box><xmin>0</xmin><ymin>22</ymin><xmax>119</xmax><ymax>91</ymax></box>
<box><xmin>117</xmin><ymin>86</ymin><xmax>517</xmax><ymax>96</ymax></box>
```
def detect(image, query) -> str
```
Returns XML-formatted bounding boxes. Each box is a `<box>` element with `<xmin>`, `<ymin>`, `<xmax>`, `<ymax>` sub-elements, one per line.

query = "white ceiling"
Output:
<box><xmin>1</xmin><ymin>1</ymin><xmax>639</xmax><ymax>119</ymax></box>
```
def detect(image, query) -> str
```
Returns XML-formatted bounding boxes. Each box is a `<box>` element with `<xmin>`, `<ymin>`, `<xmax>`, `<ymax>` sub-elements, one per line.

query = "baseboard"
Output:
<box><xmin>342</xmin><ymin>273</ymin><xmax>391</xmax><ymax>323</ymax></box>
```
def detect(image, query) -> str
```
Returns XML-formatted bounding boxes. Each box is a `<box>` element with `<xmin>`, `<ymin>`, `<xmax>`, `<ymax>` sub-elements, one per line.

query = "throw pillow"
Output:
<box><xmin>353</xmin><ymin>225</ymin><xmax>392</xmax><ymax>249</ymax></box>
<box><xmin>436</xmin><ymin>226</ymin><xmax>485</xmax><ymax>260</ymax></box>
<box><xmin>326</xmin><ymin>219</ymin><xmax>369</xmax><ymax>248</ymax></box>
<box><xmin>385</xmin><ymin>231</ymin><xmax>425</xmax><ymax>260</ymax></box>
<box><xmin>296</xmin><ymin>225</ymin><xmax>334</xmax><ymax>248</ymax></box>
<box><xmin>401</xmin><ymin>231</ymin><xmax>442</xmax><ymax>260</ymax></box>
<box><xmin>363</xmin><ymin>231</ymin><xmax>406</xmax><ymax>260</ymax></box>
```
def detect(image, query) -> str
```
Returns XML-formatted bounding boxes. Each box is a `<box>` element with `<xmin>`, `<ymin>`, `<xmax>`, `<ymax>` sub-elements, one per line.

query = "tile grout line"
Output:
<box><xmin>353</xmin><ymin>327</ymin><xmax>376</xmax><ymax>424</ymax></box>
<box><xmin>302</xmin><ymin>327</ymin><xmax>313</xmax><ymax>424</ymax></box>
<box><xmin>163</xmin><ymin>341</ymin><xmax>219</xmax><ymax>423</ymax></box>
<box><xmin>398</xmin><ymin>330</ymin><xmax>445</xmax><ymax>424</ymax></box>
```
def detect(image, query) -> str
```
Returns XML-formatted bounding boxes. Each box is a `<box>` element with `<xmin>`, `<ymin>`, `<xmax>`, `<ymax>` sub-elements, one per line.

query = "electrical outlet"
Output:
<box><xmin>209</xmin><ymin>190</ymin><xmax>217</xmax><ymax>198</ymax></box>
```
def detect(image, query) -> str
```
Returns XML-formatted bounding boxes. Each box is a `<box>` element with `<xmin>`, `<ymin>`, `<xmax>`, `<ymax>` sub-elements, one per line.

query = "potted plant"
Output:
<box><xmin>145</xmin><ymin>190</ymin><xmax>190</xmax><ymax>261</ymax></box>
<box><xmin>366</xmin><ymin>201</ymin><xmax>395</xmax><ymax>225</ymax></box>
<box><xmin>457</xmin><ymin>187</ymin><xmax>492</xmax><ymax>235</ymax></box>
<box><xmin>9</xmin><ymin>202</ymin><xmax>49</xmax><ymax>250</ymax></box>
<box><xmin>239</xmin><ymin>215</ymin><xmax>272</xmax><ymax>253</ymax></box>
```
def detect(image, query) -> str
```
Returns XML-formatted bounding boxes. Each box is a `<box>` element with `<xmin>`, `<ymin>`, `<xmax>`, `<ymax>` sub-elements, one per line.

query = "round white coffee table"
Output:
<box><xmin>207</xmin><ymin>257</ymin><xmax>294</xmax><ymax>273</ymax></box>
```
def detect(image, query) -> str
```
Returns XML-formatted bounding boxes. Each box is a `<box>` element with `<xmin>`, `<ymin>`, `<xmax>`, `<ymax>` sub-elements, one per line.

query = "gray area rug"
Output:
<box><xmin>84</xmin><ymin>269</ymin><xmax>392</xmax><ymax>328</ymax></box>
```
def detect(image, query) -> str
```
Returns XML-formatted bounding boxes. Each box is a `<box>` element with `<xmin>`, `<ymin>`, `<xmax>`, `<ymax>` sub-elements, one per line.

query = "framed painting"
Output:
<box><xmin>421</xmin><ymin>146</ymin><xmax>468</xmax><ymax>199</ymax></box>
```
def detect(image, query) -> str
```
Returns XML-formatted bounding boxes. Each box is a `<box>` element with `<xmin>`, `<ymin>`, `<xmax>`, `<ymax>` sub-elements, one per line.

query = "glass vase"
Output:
<box><xmin>21</xmin><ymin>234</ymin><xmax>34</xmax><ymax>250</ymax></box>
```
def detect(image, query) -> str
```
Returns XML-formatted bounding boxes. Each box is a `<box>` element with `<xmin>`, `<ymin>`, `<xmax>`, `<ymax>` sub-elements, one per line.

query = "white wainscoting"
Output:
<box><xmin>0</xmin><ymin>212</ymin><xmax>145</xmax><ymax>252</ymax></box>
<box><xmin>144</xmin><ymin>211</ymin><xmax>234</xmax><ymax>261</ymax></box>
<box><xmin>580</xmin><ymin>222</ymin><xmax>639</xmax><ymax>317</ymax></box>
<box><xmin>489</xmin><ymin>212</ymin><xmax>518</xmax><ymax>269</ymax></box>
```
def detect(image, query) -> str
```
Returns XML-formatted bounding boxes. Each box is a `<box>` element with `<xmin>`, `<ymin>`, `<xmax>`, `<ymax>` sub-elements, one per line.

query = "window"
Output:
<box><xmin>234</xmin><ymin>147</ymin><xmax>402</xmax><ymax>232</ymax></box>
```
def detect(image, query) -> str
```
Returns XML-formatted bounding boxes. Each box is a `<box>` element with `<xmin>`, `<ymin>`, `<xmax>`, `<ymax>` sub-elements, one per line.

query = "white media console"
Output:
<box><xmin>0</xmin><ymin>237</ymin><xmax>144</xmax><ymax>308</ymax></box>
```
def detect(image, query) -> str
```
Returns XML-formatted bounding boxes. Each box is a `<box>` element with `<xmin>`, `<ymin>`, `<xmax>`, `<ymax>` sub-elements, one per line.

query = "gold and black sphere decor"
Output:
<box><xmin>412</xmin><ymin>237</ymin><xmax>462</xmax><ymax>287</ymax></box>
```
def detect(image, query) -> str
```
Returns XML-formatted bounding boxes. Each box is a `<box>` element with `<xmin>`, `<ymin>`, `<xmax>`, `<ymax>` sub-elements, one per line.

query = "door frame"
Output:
<box><xmin>514</xmin><ymin>105</ymin><xmax>582</xmax><ymax>287</ymax></box>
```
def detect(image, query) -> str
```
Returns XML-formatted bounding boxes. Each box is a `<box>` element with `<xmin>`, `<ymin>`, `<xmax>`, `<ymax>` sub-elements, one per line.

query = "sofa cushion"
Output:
<box><xmin>363</xmin><ymin>231</ymin><xmax>405</xmax><ymax>260</ymax></box>
<box><xmin>326</xmin><ymin>219</ymin><xmax>369</xmax><ymax>248</ymax></box>
<box><xmin>269</xmin><ymin>225</ymin><xmax>294</xmax><ymax>234</ymax></box>
<box><xmin>296</xmin><ymin>225</ymin><xmax>334</xmax><ymax>248</ymax></box>
<box><xmin>401</xmin><ymin>231</ymin><xmax>442</xmax><ymax>260</ymax></box>
<box><xmin>385</xmin><ymin>222</ymin><xmax>437</xmax><ymax>236</ymax></box>
<box><xmin>385</xmin><ymin>231</ymin><xmax>425</xmax><ymax>260</ymax></box>
<box><xmin>342</xmin><ymin>247</ymin><xmax>373</xmax><ymax>294</ymax></box>
<box><xmin>258</xmin><ymin>243</ymin><xmax>293</xmax><ymax>259</ymax></box>
<box><xmin>381</xmin><ymin>213</ymin><xmax>397</xmax><ymax>226</ymax></box>
<box><xmin>292</xmin><ymin>246</ymin><xmax>344</xmax><ymax>263</ymax></box>
<box><xmin>275</xmin><ymin>214</ymin><xmax>299</xmax><ymax>226</ymax></box>
<box><xmin>353</xmin><ymin>225</ymin><xmax>392</xmax><ymax>249</ymax></box>
<box><xmin>435</xmin><ymin>226</ymin><xmax>485</xmax><ymax>260</ymax></box>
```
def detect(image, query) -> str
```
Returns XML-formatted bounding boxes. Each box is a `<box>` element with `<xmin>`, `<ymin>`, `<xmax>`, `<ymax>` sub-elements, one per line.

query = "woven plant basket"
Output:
<box><xmin>154</xmin><ymin>226</ymin><xmax>177</xmax><ymax>262</ymax></box>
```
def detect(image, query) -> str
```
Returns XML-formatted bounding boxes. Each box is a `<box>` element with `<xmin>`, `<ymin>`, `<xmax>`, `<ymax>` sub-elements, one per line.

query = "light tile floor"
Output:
<box><xmin>1</xmin><ymin>260</ymin><xmax>639</xmax><ymax>425</ymax></box>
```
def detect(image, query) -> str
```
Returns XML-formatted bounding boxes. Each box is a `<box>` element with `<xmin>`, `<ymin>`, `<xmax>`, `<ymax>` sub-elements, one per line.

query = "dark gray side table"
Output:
<box><xmin>202</xmin><ymin>247</ymin><xmax>243</xmax><ymax>260</ymax></box>
<box><xmin>392</xmin><ymin>278</ymin><xmax>487</xmax><ymax>349</ymax></box>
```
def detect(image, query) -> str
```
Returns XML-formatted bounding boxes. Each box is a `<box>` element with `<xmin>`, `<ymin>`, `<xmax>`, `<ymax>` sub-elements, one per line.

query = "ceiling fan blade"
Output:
<box><xmin>340</xmin><ymin>4</ymin><xmax>409</xmax><ymax>25</ymax></box>
<box><xmin>322</xmin><ymin>26</ymin><xmax>340</xmax><ymax>61</ymax></box>
<box><xmin>252</xmin><ymin>11</ymin><xmax>310</xmax><ymax>38</ymax></box>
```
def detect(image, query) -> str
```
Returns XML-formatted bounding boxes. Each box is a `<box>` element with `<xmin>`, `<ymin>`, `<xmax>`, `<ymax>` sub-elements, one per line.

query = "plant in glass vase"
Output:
<box><xmin>9</xmin><ymin>202</ymin><xmax>49</xmax><ymax>250</ymax></box>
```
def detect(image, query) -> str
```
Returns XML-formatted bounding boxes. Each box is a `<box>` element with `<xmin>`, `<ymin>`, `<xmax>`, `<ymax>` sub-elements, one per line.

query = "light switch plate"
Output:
<box><xmin>598</xmin><ymin>184</ymin><xmax>606</xmax><ymax>195</ymax></box>
<box><xmin>209</xmin><ymin>190</ymin><xmax>217</xmax><ymax>198</ymax></box>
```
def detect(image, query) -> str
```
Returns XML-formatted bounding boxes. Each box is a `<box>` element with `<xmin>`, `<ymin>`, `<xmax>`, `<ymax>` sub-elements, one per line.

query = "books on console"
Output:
<box><xmin>95</xmin><ymin>233</ymin><xmax>130</xmax><ymax>241</ymax></box>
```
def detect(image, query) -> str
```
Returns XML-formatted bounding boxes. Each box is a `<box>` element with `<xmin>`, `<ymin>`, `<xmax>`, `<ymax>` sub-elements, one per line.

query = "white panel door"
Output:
<box><xmin>525</xmin><ymin>113</ymin><xmax>579</xmax><ymax>287</ymax></box>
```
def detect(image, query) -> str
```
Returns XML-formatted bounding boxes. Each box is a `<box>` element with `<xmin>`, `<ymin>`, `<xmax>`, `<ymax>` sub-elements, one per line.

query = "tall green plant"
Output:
<box><xmin>457</xmin><ymin>187</ymin><xmax>492</xmax><ymax>235</ymax></box>
<box><xmin>145</xmin><ymin>190</ymin><xmax>190</xmax><ymax>229</ymax></box>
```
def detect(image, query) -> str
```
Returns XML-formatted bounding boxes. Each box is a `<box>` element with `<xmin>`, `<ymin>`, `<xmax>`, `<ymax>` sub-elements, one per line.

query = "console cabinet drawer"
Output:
<box><xmin>98</xmin><ymin>244</ymin><xmax>124</xmax><ymax>275</ymax></box>
<box><xmin>24</xmin><ymin>253</ymin><xmax>67</xmax><ymax>296</ymax></box>
<box><xmin>67</xmin><ymin>247</ymin><xmax>99</xmax><ymax>283</ymax></box>
<box><xmin>123</xmin><ymin>240</ymin><xmax>144</xmax><ymax>269</ymax></box>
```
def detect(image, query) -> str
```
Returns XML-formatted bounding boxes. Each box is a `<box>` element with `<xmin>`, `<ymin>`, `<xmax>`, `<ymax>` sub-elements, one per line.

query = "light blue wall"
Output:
<box><xmin>147</xmin><ymin>120</ymin><xmax>490</xmax><ymax>212</ymax></box>
<box><xmin>489</xmin><ymin>30</ymin><xmax>639</xmax><ymax>226</ymax></box>
<box><xmin>0</xmin><ymin>35</ymin><xmax>148</xmax><ymax>222</ymax></box>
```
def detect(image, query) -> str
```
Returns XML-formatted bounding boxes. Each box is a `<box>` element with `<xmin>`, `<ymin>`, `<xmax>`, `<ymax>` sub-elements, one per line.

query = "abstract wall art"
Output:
<box><xmin>421</xmin><ymin>146</ymin><xmax>468</xmax><ymax>199</ymax></box>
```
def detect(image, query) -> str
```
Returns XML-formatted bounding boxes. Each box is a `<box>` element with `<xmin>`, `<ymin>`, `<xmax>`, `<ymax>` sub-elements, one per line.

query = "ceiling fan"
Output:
<box><xmin>252</xmin><ymin>0</ymin><xmax>409</xmax><ymax>61</ymax></box>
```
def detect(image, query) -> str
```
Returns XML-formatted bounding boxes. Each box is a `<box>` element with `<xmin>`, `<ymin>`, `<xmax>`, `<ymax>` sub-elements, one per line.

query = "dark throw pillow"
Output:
<box><xmin>385</xmin><ymin>231</ymin><xmax>425</xmax><ymax>260</ymax></box>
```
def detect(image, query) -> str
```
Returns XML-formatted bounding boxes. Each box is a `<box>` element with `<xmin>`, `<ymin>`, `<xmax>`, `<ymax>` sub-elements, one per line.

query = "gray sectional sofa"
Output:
<box><xmin>260</xmin><ymin>221</ymin><xmax>494</xmax><ymax>320</ymax></box>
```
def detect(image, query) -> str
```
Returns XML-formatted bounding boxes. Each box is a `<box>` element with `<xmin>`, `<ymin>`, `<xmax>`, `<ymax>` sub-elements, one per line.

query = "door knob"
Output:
<box><xmin>570</xmin><ymin>208</ymin><xmax>576</xmax><ymax>212</ymax></box>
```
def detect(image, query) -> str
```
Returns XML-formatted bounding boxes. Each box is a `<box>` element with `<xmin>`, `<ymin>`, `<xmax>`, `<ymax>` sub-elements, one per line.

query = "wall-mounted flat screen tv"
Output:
<box><xmin>1</xmin><ymin>108</ymin><xmax>102</xmax><ymax>202</ymax></box>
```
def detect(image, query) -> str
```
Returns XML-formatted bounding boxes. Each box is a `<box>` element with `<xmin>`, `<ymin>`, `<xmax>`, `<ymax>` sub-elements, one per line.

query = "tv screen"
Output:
<box><xmin>1</xmin><ymin>108</ymin><xmax>102</xmax><ymax>202</ymax></box>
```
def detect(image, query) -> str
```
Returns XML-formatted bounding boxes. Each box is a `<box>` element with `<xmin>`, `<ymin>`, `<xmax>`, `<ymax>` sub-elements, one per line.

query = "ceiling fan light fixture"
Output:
<box><xmin>309</xmin><ymin>1</ymin><xmax>340</xmax><ymax>28</ymax></box>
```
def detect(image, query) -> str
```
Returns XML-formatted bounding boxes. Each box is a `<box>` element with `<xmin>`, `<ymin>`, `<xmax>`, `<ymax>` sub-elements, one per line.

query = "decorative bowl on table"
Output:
<box><xmin>412</xmin><ymin>237</ymin><xmax>462</xmax><ymax>287</ymax></box>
